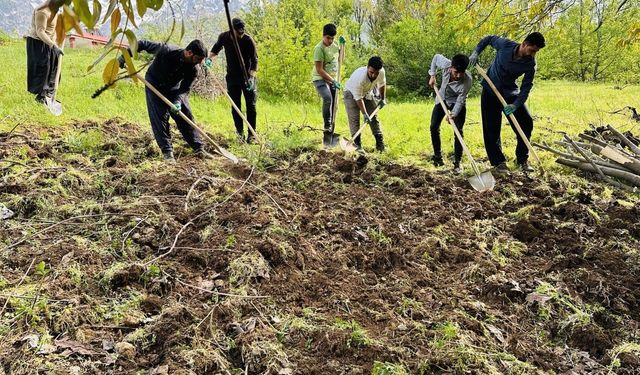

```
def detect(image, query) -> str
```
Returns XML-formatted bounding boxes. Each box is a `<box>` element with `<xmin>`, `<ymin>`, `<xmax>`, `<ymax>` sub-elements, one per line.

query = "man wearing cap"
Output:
<box><xmin>468</xmin><ymin>32</ymin><xmax>546</xmax><ymax>173</ymax></box>
<box><xmin>208</xmin><ymin>18</ymin><xmax>259</xmax><ymax>143</ymax></box>
<box><xmin>120</xmin><ymin>39</ymin><xmax>212</xmax><ymax>163</ymax></box>
<box><xmin>428</xmin><ymin>53</ymin><xmax>472</xmax><ymax>174</ymax></box>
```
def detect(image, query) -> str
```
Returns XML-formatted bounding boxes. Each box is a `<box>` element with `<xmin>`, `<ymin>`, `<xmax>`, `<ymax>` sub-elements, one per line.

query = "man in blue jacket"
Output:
<box><xmin>121</xmin><ymin>39</ymin><xmax>211</xmax><ymax>163</ymax></box>
<box><xmin>469</xmin><ymin>32</ymin><xmax>545</xmax><ymax>173</ymax></box>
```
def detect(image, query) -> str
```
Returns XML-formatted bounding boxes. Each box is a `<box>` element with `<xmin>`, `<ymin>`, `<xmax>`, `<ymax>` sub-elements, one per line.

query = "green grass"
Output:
<box><xmin>1</xmin><ymin>38</ymin><xmax>639</xmax><ymax>170</ymax></box>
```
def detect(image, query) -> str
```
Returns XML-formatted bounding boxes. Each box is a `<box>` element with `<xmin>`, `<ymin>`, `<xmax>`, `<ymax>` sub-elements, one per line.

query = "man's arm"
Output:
<box><xmin>428</xmin><ymin>54</ymin><xmax>450</xmax><ymax>87</ymax></box>
<box><xmin>513</xmin><ymin>66</ymin><xmax>535</xmax><ymax>108</ymax></box>
<box><xmin>474</xmin><ymin>35</ymin><xmax>508</xmax><ymax>54</ymax></box>
<box><xmin>176</xmin><ymin>67</ymin><xmax>197</xmax><ymax>99</ymax></box>
<box><xmin>247</xmin><ymin>36</ymin><xmax>258</xmax><ymax>77</ymax></box>
<box><xmin>136</xmin><ymin>40</ymin><xmax>166</xmax><ymax>55</ymax></box>
<box><xmin>34</xmin><ymin>10</ymin><xmax>57</xmax><ymax>48</ymax></box>
<box><xmin>210</xmin><ymin>32</ymin><xmax>225</xmax><ymax>58</ymax></box>
<box><xmin>315</xmin><ymin>61</ymin><xmax>335</xmax><ymax>82</ymax></box>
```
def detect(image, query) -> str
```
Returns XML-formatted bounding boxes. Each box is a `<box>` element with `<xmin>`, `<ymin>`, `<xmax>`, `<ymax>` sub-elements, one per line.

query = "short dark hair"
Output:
<box><xmin>451</xmin><ymin>54</ymin><xmax>470</xmax><ymax>71</ymax></box>
<box><xmin>232</xmin><ymin>18</ymin><xmax>246</xmax><ymax>31</ymax></box>
<box><xmin>368</xmin><ymin>56</ymin><xmax>384</xmax><ymax>70</ymax></box>
<box><xmin>323</xmin><ymin>23</ymin><xmax>337</xmax><ymax>37</ymax></box>
<box><xmin>524</xmin><ymin>32</ymin><xmax>546</xmax><ymax>48</ymax></box>
<box><xmin>186</xmin><ymin>39</ymin><xmax>207</xmax><ymax>57</ymax></box>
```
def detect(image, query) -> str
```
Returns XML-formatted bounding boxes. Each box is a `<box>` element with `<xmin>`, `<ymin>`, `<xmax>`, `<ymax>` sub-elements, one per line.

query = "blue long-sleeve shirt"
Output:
<box><xmin>128</xmin><ymin>40</ymin><xmax>197</xmax><ymax>100</ymax></box>
<box><xmin>474</xmin><ymin>35</ymin><xmax>536</xmax><ymax>108</ymax></box>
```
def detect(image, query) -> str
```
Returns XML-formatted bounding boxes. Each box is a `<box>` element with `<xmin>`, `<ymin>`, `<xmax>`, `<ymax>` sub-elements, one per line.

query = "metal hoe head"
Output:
<box><xmin>468</xmin><ymin>170</ymin><xmax>496</xmax><ymax>192</ymax></box>
<box><xmin>339</xmin><ymin>137</ymin><xmax>359</xmax><ymax>153</ymax></box>
<box><xmin>46</xmin><ymin>97</ymin><xmax>63</xmax><ymax>117</ymax></box>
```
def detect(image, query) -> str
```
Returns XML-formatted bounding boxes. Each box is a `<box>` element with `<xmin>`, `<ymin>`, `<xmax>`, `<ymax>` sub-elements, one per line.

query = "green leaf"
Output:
<box><xmin>102</xmin><ymin>58</ymin><xmax>120</xmax><ymax>86</ymax></box>
<box><xmin>146</xmin><ymin>0</ymin><xmax>164</xmax><ymax>11</ymax></box>
<box><xmin>124</xmin><ymin>30</ymin><xmax>138</xmax><ymax>59</ymax></box>
<box><xmin>87</xmin><ymin>45</ymin><xmax>117</xmax><ymax>73</ymax></box>
<box><xmin>180</xmin><ymin>16</ymin><xmax>185</xmax><ymax>41</ymax></box>
<box><xmin>111</xmin><ymin>8</ymin><xmax>121</xmax><ymax>35</ymax></box>
<box><xmin>120</xmin><ymin>47</ymin><xmax>139</xmax><ymax>83</ymax></box>
<box><xmin>137</xmin><ymin>0</ymin><xmax>147</xmax><ymax>18</ymax></box>
<box><xmin>72</xmin><ymin>0</ymin><xmax>92</xmax><ymax>28</ymax></box>
<box><xmin>91</xmin><ymin>0</ymin><xmax>102</xmax><ymax>30</ymax></box>
<box><xmin>102</xmin><ymin>0</ymin><xmax>117</xmax><ymax>24</ymax></box>
<box><xmin>122</xmin><ymin>0</ymin><xmax>138</xmax><ymax>28</ymax></box>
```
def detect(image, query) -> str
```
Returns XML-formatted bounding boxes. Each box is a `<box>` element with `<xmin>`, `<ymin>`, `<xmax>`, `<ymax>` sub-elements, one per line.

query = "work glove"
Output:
<box><xmin>170</xmin><ymin>102</ymin><xmax>182</xmax><ymax>114</ymax></box>
<box><xmin>53</xmin><ymin>46</ymin><xmax>64</xmax><ymax>57</ymax></box>
<box><xmin>338</xmin><ymin>35</ymin><xmax>346</xmax><ymax>45</ymax></box>
<box><xmin>245</xmin><ymin>76</ymin><xmax>256</xmax><ymax>92</ymax></box>
<box><xmin>331</xmin><ymin>80</ymin><xmax>342</xmax><ymax>90</ymax></box>
<box><xmin>203</xmin><ymin>57</ymin><xmax>213</xmax><ymax>71</ymax></box>
<box><xmin>503</xmin><ymin>104</ymin><xmax>516</xmax><ymax>116</ymax></box>
<box><xmin>377</xmin><ymin>98</ymin><xmax>387</xmax><ymax>109</ymax></box>
<box><xmin>363</xmin><ymin>112</ymin><xmax>372</xmax><ymax>124</ymax></box>
<box><xmin>469</xmin><ymin>50</ymin><xmax>479</xmax><ymax>68</ymax></box>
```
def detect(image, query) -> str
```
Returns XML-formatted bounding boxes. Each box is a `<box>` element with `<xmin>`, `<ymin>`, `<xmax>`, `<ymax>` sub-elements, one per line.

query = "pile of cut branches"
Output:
<box><xmin>535</xmin><ymin>125</ymin><xmax>640</xmax><ymax>191</ymax></box>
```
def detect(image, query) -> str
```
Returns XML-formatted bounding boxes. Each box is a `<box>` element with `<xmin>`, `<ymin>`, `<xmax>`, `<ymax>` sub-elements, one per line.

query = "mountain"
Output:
<box><xmin>0</xmin><ymin>0</ymin><xmax>249</xmax><ymax>36</ymax></box>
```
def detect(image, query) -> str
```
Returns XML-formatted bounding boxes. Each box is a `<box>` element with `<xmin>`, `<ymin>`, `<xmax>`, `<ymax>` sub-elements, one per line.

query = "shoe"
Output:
<box><xmin>36</xmin><ymin>95</ymin><xmax>46</xmax><ymax>104</ymax></box>
<box><xmin>194</xmin><ymin>149</ymin><xmax>215</xmax><ymax>160</ymax></box>
<box><xmin>246</xmin><ymin>134</ymin><xmax>256</xmax><ymax>144</ymax></box>
<box><xmin>431</xmin><ymin>155</ymin><xmax>444</xmax><ymax>167</ymax></box>
<box><xmin>374</xmin><ymin>134</ymin><xmax>385</xmax><ymax>152</ymax></box>
<box><xmin>236</xmin><ymin>133</ymin><xmax>246</xmax><ymax>144</ymax></box>
<box><xmin>163</xmin><ymin>151</ymin><xmax>176</xmax><ymax>164</ymax></box>
<box><xmin>493</xmin><ymin>162</ymin><xmax>509</xmax><ymax>174</ymax></box>
<box><xmin>518</xmin><ymin>161</ymin><xmax>535</xmax><ymax>172</ymax></box>
<box><xmin>453</xmin><ymin>162</ymin><xmax>463</xmax><ymax>175</ymax></box>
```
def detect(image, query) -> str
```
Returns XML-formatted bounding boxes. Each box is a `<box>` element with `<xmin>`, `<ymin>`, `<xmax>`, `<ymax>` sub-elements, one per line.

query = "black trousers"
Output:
<box><xmin>227</xmin><ymin>79</ymin><xmax>257</xmax><ymax>136</ymax></box>
<box><xmin>145</xmin><ymin>88</ymin><xmax>203</xmax><ymax>153</ymax></box>
<box><xmin>26</xmin><ymin>37</ymin><xmax>59</xmax><ymax>98</ymax></box>
<box><xmin>481</xmin><ymin>88</ymin><xmax>534</xmax><ymax>166</ymax></box>
<box><xmin>430</xmin><ymin>102</ymin><xmax>466</xmax><ymax>163</ymax></box>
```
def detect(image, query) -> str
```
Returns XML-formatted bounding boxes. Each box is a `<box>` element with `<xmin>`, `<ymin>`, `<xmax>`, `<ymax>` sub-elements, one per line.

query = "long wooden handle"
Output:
<box><xmin>350</xmin><ymin>105</ymin><xmax>381</xmax><ymax>141</ymax></box>
<box><xmin>476</xmin><ymin>64</ymin><xmax>545</xmax><ymax>174</ymax></box>
<box><xmin>52</xmin><ymin>43</ymin><xmax>64</xmax><ymax>101</ymax></box>
<box><xmin>330</xmin><ymin>42</ymin><xmax>345</xmax><ymax>127</ymax></box>
<box><xmin>137</xmin><ymin>74</ymin><xmax>238</xmax><ymax>163</ymax></box>
<box><xmin>433</xmin><ymin>86</ymin><xmax>482</xmax><ymax>177</ymax></box>
<box><xmin>210</xmin><ymin>75</ymin><xmax>260</xmax><ymax>143</ymax></box>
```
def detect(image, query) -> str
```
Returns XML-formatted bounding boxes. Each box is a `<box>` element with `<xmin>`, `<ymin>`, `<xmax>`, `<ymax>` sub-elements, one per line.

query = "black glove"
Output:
<box><xmin>53</xmin><ymin>46</ymin><xmax>64</xmax><ymax>56</ymax></box>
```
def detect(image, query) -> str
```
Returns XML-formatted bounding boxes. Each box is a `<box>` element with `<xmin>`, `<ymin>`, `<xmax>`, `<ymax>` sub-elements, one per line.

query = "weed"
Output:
<box><xmin>367</xmin><ymin>227</ymin><xmax>392</xmax><ymax>245</ymax></box>
<box><xmin>491</xmin><ymin>238</ymin><xmax>527</xmax><ymax>267</ymax></box>
<box><xmin>334</xmin><ymin>319</ymin><xmax>372</xmax><ymax>348</ymax></box>
<box><xmin>372</xmin><ymin>361</ymin><xmax>409</xmax><ymax>375</ymax></box>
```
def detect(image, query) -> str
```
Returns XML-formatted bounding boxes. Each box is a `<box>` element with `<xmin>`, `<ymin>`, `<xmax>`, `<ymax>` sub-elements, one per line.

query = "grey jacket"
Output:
<box><xmin>429</xmin><ymin>54</ymin><xmax>472</xmax><ymax>117</ymax></box>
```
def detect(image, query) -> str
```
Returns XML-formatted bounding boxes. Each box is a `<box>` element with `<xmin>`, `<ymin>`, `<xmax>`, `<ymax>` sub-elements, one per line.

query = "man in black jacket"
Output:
<box><xmin>121</xmin><ymin>39</ymin><xmax>211</xmax><ymax>162</ymax></box>
<box><xmin>207</xmin><ymin>18</ymin><xmax>259</xmax><ymax>143</ymax></box>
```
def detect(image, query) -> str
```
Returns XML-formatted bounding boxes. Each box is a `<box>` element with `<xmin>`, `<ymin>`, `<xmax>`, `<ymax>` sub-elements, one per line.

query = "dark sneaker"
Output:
<box><xmin>431</xmin><ymin>155</ymin><xmax>444</xmax><ymax>167</ymax></box>
<box><xmin>163</xmin><ymin>151</ymin><xmax>176</xmax><ymax>164</ymax></box>
<box><xmin>493</xmin><ymin>162</ymin><xmax>510</xmax><ymax>175</ymax></box>
<box><xmin>194</xmin><ymin>149</ymin><xmax>215</xmax><ymax>160</ymax></box>
<box><xmin>236</xmin><ymin>133</ymin><xmax>246</xmax><ymax>144</ymax></box>
<box><xmin>246</xmin><ymin>135</ymin><xmax>257</xmax><ymax>144</ymax></box>
<box><xmin>518</xmin><ymin>162</ymin><xmax>535</xmax><ymax>173</ymax></box>
<box><xmin>453</xmin><ymin>163</ymin><xmax>463</xmax><ymax>175</ymax></box>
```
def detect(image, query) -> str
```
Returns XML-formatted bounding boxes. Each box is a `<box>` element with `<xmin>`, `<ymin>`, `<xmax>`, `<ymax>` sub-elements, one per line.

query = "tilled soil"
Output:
<box><xmin>1</xmin><ymin>119</ymin><xmax>639</xmax><ymax>374</ymax></box>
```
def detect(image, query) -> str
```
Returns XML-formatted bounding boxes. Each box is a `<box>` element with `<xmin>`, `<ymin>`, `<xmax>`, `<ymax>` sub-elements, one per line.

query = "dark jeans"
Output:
<box><xmin>145</xmin><ymin>88</ymin><xmax>203</xmax><ymax>153</ymax></box>
<box><xmin>227</xmin><ymin>79</ymin><xmax>257</xmax><ymax>136</ymax></box>
<box><xmin>430</xmin><ymin>102</ymin><xmax>466</xmax><ymax>163</ymax></box>
<box><xmin>26</xmin><ymin>37</ymin><xmax>59</xmax><ymax>98</ymax></box>
<box><xmin>481</xmin><ymin>88</ymin><xmax>534</xmax><ymax>166</ymax></box>
<box><xmin>313</xmin><ymin>80</ymin><xmax>337</xmax><ymax>132</ymax></box>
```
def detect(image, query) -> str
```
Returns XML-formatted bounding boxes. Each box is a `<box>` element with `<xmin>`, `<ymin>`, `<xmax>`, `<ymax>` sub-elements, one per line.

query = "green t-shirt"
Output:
<box><xmin>311</xmin><ymin>41</ymin><xmax>340</xmax><ymax>82</ymax></box>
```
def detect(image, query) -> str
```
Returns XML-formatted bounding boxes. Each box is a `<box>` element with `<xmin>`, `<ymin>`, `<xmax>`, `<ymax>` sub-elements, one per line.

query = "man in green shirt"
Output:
<box><xmin>312</xmin><ymin>23</ymin><xmax>341</xmax><ymax>147</ymax></box>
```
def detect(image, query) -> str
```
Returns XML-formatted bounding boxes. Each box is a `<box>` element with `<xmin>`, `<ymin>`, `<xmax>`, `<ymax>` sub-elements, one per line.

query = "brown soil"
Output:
<box><xmin>1</xmin><ymin>119</ymin><xmax>639</xmax><ymax>374</ymax></box>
